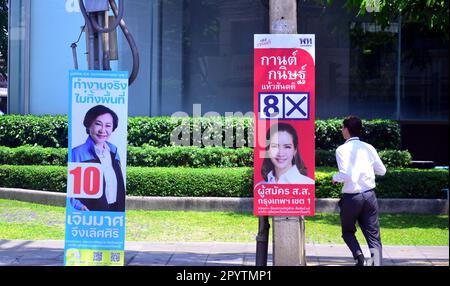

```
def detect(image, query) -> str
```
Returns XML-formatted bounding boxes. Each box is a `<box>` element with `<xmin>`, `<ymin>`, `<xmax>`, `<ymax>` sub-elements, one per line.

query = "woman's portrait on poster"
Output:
<box><xmin>259</xmin><ymin>122</ymin><xmax>314</xmax><ymax>185</ymax></box>
<box><xmin>70</xmin><ymin>105</ymin><xmax>126</xmax><ymax>212</ymax></box>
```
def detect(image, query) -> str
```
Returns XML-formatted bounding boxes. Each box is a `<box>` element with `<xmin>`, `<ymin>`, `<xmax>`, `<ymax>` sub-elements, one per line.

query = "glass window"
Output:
<box><xmin>400</xmin><ymin>23</ymin><xmax>449</xmax><ymax>120</ymax></box>
<box><xmin>8</xmin><ymin>0</ymin><xmax>448</xmax><ymax>121</ymax></box>
<box><xmin>158</xmin><ymin>0</ymin><xmax>269</xmax><ymax>115</ymax></box>
<box><xmin>117</xmin><ymin>0</ymin><xmax>153</xmax><ymax>116</ymax></box>
<box><xmin>348</xmin><ymin>22</ymin><xmax>398</xmax><ymax>119</ymax></box>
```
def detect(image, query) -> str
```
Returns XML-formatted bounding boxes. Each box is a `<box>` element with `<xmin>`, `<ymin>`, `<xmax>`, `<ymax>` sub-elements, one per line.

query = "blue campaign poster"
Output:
<box><xmin>64</xmin><ymin>70</ymin><xmax>128</xmax><ymax>266</ymax></box>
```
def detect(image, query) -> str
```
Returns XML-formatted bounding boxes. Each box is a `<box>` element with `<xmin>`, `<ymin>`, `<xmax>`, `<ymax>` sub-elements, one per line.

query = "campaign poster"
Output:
<box><xmin>64</xmin><ymin>70</ymin><xmax>128</xmax><ymax>266</ymax></box>
<box><xmin>253</xmin><ymin>35</ymin><xmax>315</xmax><ymax>216</ymax></box>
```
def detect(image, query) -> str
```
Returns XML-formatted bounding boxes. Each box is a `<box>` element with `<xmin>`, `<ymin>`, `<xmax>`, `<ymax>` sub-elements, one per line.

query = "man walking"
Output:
<box><xmin>332</xmin><ymin>115</ymin><xmax>386</xmax><ymax>266</ymax></box>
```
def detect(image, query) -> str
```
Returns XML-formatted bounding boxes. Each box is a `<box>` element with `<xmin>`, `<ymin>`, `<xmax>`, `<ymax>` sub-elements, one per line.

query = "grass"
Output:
<box><xmin>0</xmin><ymin>199</ymin><xmax>448</xmax><ymax>245</ymax></box>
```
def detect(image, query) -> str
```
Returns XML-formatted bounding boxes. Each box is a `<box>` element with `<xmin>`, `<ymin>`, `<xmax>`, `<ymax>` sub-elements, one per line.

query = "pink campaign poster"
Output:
<box><xmin>253</xmin><ymin>34</ymin><xmax>315</xmax><ymax>216</ymax></box>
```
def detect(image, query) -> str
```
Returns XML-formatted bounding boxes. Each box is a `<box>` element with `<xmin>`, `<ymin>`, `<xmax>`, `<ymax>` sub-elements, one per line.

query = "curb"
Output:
<box><xmin>0</xmin><ymin>187</ymin><xmax>448</xmax><ymax>214</ymax></box>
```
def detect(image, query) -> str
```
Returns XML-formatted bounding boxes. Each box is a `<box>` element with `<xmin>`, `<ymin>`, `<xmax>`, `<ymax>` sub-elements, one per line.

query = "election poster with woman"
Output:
<box><xmin>253</xmin><ymin>35</ymin><xmax>315</xmax><ymax>216</ymax></box>
<box><xmin>64</xmin><ymin>70</ymin><xmax>128</xmax><ymax>266</ymax></box>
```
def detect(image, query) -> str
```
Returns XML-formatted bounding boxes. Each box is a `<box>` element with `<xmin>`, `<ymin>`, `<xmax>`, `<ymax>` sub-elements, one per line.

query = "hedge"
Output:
<box><xmin>315</xmin><ymin>149</ymin><xmax>412</xmax><ymax>168</ymax></box>
<box><xmin>0</xmin><ymin>145</ymin><xmax>411</xmax><ymax>168</ymax></box>
<box><xmin>314</xmin><ymin>167</ymin><xmax>449</xmax><ymax>199</ymax></box>
<box><xmin>1</xmin><ymin>165</ymin><xmax>447</xmax><ymax>199</ymax></box>
<box><xmin>0</xmin><ymin>115</ymin><xmax>68</xmax><ymax>148</ymax></box>
<box><xmin>315</xmin><ymin>118</ymin><xmax>401</xmax><ymax>150</ymax></box>
<box><xmin>0</xmin><ymin>145</ymin><xmax>67</xmax><ymax>166</ymax></box>
<box><xmin>0</xmin><ymin>115</ymin><xmax>400</xmax><ymax>150</ymax></box>
<box><xmin>127</xmin><ymin>146</ymin><xmax>253</xmax><ymax>168</ymax></box>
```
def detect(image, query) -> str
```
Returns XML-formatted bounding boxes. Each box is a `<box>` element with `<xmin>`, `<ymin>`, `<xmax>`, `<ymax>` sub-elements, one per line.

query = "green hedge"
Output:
<box><xmin>0</xmin><ymin>115</ymin><xmax>68</xmax><ymax>148</ymax></box>
<box><xmin>1</xmin><ymin>165</ymin><xmax>447</xmax><ymax>198</ymax></box>
<box><xmin>0</xmin><ymin>145</ymin><xmax>67</xmax><ymax>166</ymax></box>
<box><xmin>315</xmin><ymin>118</ymin><xmax>401</xmax><ymax>150</ymax></box>
<box><xmin>0</xmin><ymin>165</ymin><xmax>253</xmax><ymax>197</ymax></box>
<box><xmin>316</xmin><ymin>149</ymin><xmax>412</xmax><ymax>168</ymax></box>
<box><xmin>127</xmin><ymin>146</ymin><xmax>253</xmax><ymax>168</ymax></box>
<box><xmin>0</xmin><ymin>115</ymin><xmax>400</xmax><ymax>150</ymax></box>
<box><xmin>127</xmin><ymin>167</ymin><xmax>253</xmax><ymax>197</ymax></box>
<box><xmin>378</xmin><ymin>150</ymin><xmax>412</xmax><ymax>169</ymax></box>
<box><xmin>0</xmin><ymin>165</ymin><xmax>68</xmax><ymax>192</ymax></box>
<box><xmin>0</xmin><ymin>145</ymin><xmax>411</xmax><ymax>168</ymax></box>
<box><xmin>315</xmin><ymin>167</ymin><xmax>449</xmax><ymax>199</ymax></box>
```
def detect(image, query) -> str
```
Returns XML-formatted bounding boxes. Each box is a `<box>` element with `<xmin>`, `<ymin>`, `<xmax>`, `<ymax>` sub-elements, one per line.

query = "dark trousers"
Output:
<box><xmin>338</xmin><ymin>190</ymin><xmax>382</xmax><ymax>265</ymax></box>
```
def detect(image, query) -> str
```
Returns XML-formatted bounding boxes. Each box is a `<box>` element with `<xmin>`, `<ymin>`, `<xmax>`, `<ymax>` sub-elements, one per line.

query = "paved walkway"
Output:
<box><xmin>0</xmin><ymin>240</ymin><xmax>448</xmax><ymax>266</ymax></box>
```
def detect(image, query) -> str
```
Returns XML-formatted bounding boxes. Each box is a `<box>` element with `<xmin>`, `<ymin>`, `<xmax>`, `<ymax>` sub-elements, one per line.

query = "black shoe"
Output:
<box><xmin>354</xmin><ymin>254</ymin><xmax>365</xmax><ymax>266</ymax></box>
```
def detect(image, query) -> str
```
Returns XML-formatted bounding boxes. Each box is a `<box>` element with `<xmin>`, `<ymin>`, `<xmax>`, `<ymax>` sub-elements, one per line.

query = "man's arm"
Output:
<box><xmin>372</xmin><ymin>148</ymin><xmax>387</xmax><ymax>176</ymax></box>
<box><xmin>332</xmin><ymin>148</ymin><xmax>351</xmax><ymax>183</ymax></box>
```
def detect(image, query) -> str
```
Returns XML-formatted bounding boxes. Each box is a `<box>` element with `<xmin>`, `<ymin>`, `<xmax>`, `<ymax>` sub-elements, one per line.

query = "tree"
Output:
<box><xmin>0</xmin><ymin>0</ymin><xmax>7</xmax><ymax>79</ymax></box>
<box><xmin>339</xmin><ymin>0</ymin><xmax>449</xmax><ymax>38</ymax></box>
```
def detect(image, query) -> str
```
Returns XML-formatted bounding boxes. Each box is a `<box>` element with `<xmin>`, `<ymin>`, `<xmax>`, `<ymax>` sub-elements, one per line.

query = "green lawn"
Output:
<box><xmin>0</xmin><ymin>199</ymin><xmax>448</xmax><ymax>245</ymax></box>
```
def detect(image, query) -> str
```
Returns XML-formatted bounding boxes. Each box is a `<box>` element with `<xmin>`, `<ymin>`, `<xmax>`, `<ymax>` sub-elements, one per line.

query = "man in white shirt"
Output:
<box><xmin>332</xmin><ymin>116</ymin><xmax>386</xmax><ymax>266</ymax></box>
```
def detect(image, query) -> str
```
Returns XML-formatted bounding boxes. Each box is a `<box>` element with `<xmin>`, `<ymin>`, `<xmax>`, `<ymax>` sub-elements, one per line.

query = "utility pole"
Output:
<box><xmin>269</xmin><ymin>0</ymin><xmax>306</xmax><ymax>266</ymax></box>
<box><xmin>75</xmin><ymin>0</ymin><xmax>139</xmax><ymax>85</ymax></box>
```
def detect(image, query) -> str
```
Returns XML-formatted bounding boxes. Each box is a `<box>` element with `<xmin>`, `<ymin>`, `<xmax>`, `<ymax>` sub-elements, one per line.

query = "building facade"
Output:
<box><xmin>7</xmin><ymin>0</ymin><xmax>449</xmax><ymax>164</ymax></box>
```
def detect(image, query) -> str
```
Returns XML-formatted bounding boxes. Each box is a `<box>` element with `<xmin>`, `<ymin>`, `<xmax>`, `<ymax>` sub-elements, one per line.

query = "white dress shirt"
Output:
<box><xmin>333</xmin><ymin>137</ymin><xmax>386</xmax><ymax>194</ymax></box>
<box><xmin>263</xmin><ymin>165</ymin><xmax>315</xmax><ymax>184</ymax></box>
<box><xmin>95</xmin><ymin>144</ymin><xmax>118</xmax><ymax>204</ymax></box>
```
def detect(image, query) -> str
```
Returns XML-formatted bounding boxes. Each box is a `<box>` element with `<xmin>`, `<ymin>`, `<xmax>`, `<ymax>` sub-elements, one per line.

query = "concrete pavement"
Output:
<box><xmin>0</xmin><ymin>240</ymin><xmax>448</xmax><ymax>266</ymax></box>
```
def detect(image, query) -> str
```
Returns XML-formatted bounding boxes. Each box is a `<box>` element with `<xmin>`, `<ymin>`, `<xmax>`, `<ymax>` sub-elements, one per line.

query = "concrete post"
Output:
<box><xmin>273</xmin><ymin>216</ymin><xmax>306</xmax><ymax>266</ymax></box>
<box><xmin>269</xmin><ymin>0</ymin><xmax>306</xmax><ymax>266</ymax></box>
<box><xmin>269</xmin><ymin>0</ymin><xmax>297</xmax><ymax>34</ymax></box>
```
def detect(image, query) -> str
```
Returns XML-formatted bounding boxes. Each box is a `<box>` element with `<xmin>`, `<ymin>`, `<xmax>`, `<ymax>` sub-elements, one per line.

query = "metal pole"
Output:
<box><xmin>71</xmin><ymin>43</ymin><xmax>79</xmax><ymax>70</ymax></box>
<box><xmin>256</xmin><ymin>216</ymin><xmax>270</xmax><ymax>266</ymax></box>
<box><xmin>97</xmin><ymin>13</ymin><xmax>104</xmax><ymax>70</ymax></box>
<box><xmin>78</xmin><ymin>0</ymin><xmax>95</xmax><ymax>69</ymax></box>
<box><xmin>103</xmin><ymin>12</ymin><xmax>111</xmax><ymax>70</ymax></box>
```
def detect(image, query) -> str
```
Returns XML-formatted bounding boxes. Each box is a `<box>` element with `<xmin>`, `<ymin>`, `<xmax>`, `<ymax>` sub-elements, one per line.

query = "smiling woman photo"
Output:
<box><xmin>70</xmin><ymin>105</ymin><xmax>126</xmax><ymax>212</ymax></box>
<box><xmin>259</xmin><ymin>122</ymin><xmax>314</xmax><ymax>184</ymax></box>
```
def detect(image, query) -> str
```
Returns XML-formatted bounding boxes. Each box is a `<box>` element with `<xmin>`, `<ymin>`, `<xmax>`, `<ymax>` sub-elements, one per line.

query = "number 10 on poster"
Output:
<box><xmin>67</xmin><ymin>163</ymin><xmax>103</xmax><ymax>199</ymax></box>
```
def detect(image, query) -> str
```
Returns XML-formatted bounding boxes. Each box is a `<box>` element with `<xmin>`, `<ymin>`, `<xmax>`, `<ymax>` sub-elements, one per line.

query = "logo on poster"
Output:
<box><xmin>299</xmin><ymin>38</ymin><xmax>312</xmax><ymax>46</ymax></box>
<box><xmin>257</xmin><ymin>38</ymin><xmax>272</xmax><ymax>47</ymax></box>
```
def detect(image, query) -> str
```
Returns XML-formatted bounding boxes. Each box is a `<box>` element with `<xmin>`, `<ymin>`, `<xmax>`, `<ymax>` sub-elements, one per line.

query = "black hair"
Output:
<box><xmin>343</xmin><ymin>115</ymin><xmax>362</xmax><ymax>137</ymax></box>
<box><xmin>83</xmin><ymin>105</ymin><xmax>119</xmax><ymax>134</ymax></box>
<box><xmin>261</xmin><ymin>122</ymin><xmax>307</xmax><ymax>181</ymax></box>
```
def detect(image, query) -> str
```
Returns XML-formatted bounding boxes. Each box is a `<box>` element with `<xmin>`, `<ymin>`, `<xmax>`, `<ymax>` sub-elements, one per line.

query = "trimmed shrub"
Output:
<box><xmin>375</xmin><ymin>168</ymin><xmax>449</xmax><ymax>198</ymax></box>
<box><xmin>1</xmin><ymin>115</ymin><xmax>399</xmax><ymax>150</ymax></box>
<box><xmin>0</xmin><ymin>165</ymin><xmax>447</xmax><ymax>198</ymax></box>
<box><xmin>314</xmin><ymin>119</ymin><xmax>343</xmax><ymax>150</ymax></box>
<box><xmin>127</xmin><ymin>167</ymin><xmax>253</xmax><ymax>197</ymax></box>
<box><xmin>362</xmin><ymin>119</ymin><xmax>401</xmax><ymax>150</ymax></box>
<box><xmin>127</xmin><ymin>146</ymin><xmax>254</xmax><ymax>168</ymax></box>
<box><xmin>0</xmin><ymin>146</ymin><xmax>411</xmax><ymax>168</ymax></box>
<box><xmin>0</xmin><ymin>145</ymin><xmax>67</xmax><ymax>166</ymax></box>
<box><xmin>0</xmin><ymin>165</ymin><xmax>67</xmax><ymax>192</ymax></box>
<box><xmin>314</xmin><ymin>167</ymin><xmax>449</xmax><ymax>198</ymax></box>
<box><xmin>315</xmin><ymin>149</ymin><xmax>412</xmax><ymax>168</ymax></box>
<box><xmin>315</xmin><ymin>149</ymin><xmax>338</xmax><ymax>167</ymax></box>
<box><xmin>315</xmin><ymin>118</ymin><xmax>401</xmax><ymax>150</ymax></box>
<box><xmin>0</xmin><ymin>115</ymin><xmax>68</xmax><ymax>148</ymax></box>
<box><xmin>378</xmin><ymin>150</ymin><xmax>412</xmax><ymax>169</ymax></box>
<box><xmin>128</xmin><ymin>117</ymin><xmax>180</xmax><ymax>147</ymax></box>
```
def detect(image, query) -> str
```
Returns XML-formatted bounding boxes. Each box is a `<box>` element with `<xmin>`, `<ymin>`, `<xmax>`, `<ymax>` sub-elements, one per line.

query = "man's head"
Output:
<box><xmin>342</xmin><ymin>115</ymin><xmax>362</xmax><ymax>139</ymax></box>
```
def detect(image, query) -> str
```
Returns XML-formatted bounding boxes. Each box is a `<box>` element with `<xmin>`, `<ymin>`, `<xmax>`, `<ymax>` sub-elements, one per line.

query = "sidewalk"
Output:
<box><xmin>0</xmin><ymin>240</ymin><xmax>448</xmax><ymax>266</ymax></box>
